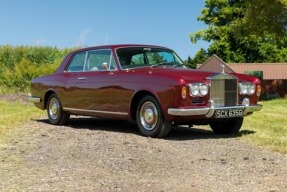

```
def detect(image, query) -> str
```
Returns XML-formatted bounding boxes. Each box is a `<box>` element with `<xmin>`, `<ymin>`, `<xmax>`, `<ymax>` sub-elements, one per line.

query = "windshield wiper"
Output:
<box><xmin>172</xmin><ymin>63</ymin><xmax>186</xmax><ymax>68</ymax></box>
<box><xmin>150</xmin><ymin>62</ymin><xmax>171</xmax><ymax>68</ymax></box>
<box><xmin>150</xmin><ymin>62</ymin><xmax>186</xmax><ymax>68</ymax></box>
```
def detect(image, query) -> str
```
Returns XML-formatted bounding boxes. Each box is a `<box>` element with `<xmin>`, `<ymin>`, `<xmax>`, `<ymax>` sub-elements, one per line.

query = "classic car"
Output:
<box><xmin>28</xmin><ymin>44</ymin><xmax>262</xmax><ymax>138</ymax></box>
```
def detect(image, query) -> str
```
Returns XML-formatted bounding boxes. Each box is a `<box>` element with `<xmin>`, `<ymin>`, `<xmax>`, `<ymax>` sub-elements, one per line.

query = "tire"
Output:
<box><xmin>136</xmin><ymin>95</ymin><xmax>172</xmax><ymax>138</ymax></box>
<box><xmin>47</xmin><ymin>94</ymin><xmax>70</xmax><ymax>125</ymax></box>
<box><xmin>210</xmin><ymin>117</ymin><xmax>243</xmax><ymax>135</ymax></box>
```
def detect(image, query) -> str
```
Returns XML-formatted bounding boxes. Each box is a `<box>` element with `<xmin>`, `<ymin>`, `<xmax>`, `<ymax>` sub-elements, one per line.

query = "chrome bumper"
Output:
<box><xmin>28</xmin><ymin>95</ymin><xmax>41</xmax><ymax>103</ymax></box>
<box><xmin>168</xmin><ymin>99</ymin><xmax>263</xmax><ymax>118</ymax></box>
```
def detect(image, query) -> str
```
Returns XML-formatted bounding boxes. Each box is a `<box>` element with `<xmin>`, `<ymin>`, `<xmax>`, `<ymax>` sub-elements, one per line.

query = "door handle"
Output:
<box><xmin>77</xmin><ymin>77</ymin><xmax>87</xmax><ymax>82</ymax></box>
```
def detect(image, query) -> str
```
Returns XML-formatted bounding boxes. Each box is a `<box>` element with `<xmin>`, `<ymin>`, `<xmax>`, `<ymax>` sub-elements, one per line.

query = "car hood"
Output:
<box><xmin>129</xmin><ymin>67</ymin><xmax>218</xmax><ymax>82</ymax></box>
<box><xmin>124</xmin><ymin>66</ymin><xmax>259</xmax><ymax>84</ymax></box>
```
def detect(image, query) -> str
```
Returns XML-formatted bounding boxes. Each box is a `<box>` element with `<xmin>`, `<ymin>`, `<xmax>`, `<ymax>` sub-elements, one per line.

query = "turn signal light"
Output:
<box><xmin>181</xmin><ymin>87</ymin><xmax>187</xmax><ymax>99</ymax></box>
<box><xmin>256</xmin><ymin>85</ymin><xmax>262</xmax><ymax>97</ymax></box>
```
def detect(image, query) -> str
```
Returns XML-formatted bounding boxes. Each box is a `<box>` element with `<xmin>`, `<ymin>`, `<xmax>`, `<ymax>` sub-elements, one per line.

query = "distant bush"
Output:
<box><xmin>0</xmin><ymin>45</ymin><xmax>75</xmax><ymax>93</ymax></box>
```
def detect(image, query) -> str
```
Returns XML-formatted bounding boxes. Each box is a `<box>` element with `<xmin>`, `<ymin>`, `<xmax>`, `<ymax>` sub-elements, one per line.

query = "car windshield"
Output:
<box><xmin>116</xmin><ymin>47</ymin><xmax>184</xmax><ymax>69</ymax></box>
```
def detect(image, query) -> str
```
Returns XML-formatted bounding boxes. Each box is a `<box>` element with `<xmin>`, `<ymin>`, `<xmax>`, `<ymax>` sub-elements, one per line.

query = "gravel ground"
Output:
<box><xmin>0</xmin><ymin>116</ymin><xmax>287</xmax><ymax>192</ymax></box>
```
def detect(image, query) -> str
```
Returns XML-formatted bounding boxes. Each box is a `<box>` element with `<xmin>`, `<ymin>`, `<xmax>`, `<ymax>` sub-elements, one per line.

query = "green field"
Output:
<box><xmin>0</xmin><ymin>100</ymin><xmax>44</xmax><ymax>140</ymax></box>
<box><xmin>0</xmin><ymin>98</ymin><xmax>286</xmax><ymax>153</ymax></box>
<box><xmin>241</xmin><ymin>99</ymin><xmax>287</xmax><ymax>153</ymax></box>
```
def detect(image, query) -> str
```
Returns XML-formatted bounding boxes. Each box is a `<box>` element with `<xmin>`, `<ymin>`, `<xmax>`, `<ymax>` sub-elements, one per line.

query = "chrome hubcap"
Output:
<box><xmin>140</xmin><ymin>101</ymin><xmax>158</xmax><ymax>131</ymax></box>
<box><xmin>49</xmin><ymin>98</ymin><xmax>60</xmax><ymax>120</ymax></box>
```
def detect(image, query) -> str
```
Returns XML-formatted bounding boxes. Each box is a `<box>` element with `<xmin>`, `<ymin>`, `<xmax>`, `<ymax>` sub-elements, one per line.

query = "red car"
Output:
<box><xmin>29</xmin><ymin>44</ymin><xmax>262</xmax><ymax>138</ymax></box>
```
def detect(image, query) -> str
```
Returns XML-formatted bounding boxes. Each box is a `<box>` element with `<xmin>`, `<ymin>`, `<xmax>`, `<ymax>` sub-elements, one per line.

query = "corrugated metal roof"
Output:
<box><xmin>228</xmin><ymin>63</ymin><xmax>287</xmax><ymax>80</ymax></box>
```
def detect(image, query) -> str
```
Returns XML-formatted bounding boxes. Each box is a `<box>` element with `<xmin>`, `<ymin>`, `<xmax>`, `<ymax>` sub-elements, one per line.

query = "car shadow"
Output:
<box><xmin>68</xmin><ymin>117</ymin><xmax>141</xmax><ymax>135</ymax></box>
<box><xmin>35</xmin><ymin>117</ymin><xmax>141</xmax><ymax>136</ymax></box>
<box><xmin>168</xmin><ymin>127</ymin><xmax>255</xmax><ymax>141</ymax></box>
<box><xmin>34</xmin><ymin>117</ymin><xmax>256</xmax><ymax>140</ymax></box>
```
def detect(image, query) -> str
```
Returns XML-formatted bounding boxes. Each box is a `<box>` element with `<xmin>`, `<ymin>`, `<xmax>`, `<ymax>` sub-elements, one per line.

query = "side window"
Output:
<box><xmin>66</xmin><ymin>52</ymin><xmax>86</xmax><ymax>72</ymax></box>
<box><xmin>87</xmin><ymin>49</ymin><xmax>117</xmax><ymax>71</ymax></box>
<box><xmin>131</xmin><ymin>54</ymin><xmax>144</xmax><ymax>65</ymax></box>
<box><xmin>147</xmin><ymin>52</ymin><xmax>175</xmax><ymax>64</ymax></box>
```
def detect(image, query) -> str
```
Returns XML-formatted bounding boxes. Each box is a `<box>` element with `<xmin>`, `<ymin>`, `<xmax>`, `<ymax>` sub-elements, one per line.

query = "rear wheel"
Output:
<box><xmin>136</xmin><ymin>96</ymin><xmax>171</xmax><ymax>138</ymax></box>
<box><xmin>47</xmin><ymin>94</ymin><xmax>70</xmax><ymax>125</ymax></box>
<box><xmin>210</xmin><ymin>117</ymin><xmax>243</xmax><ymax>135</ymax></box>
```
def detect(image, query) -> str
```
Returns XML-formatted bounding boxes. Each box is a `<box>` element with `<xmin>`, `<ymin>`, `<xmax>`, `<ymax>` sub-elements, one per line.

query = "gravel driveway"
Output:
<box><xmin>1</xmin><ymin>116</ymin><xmax>287</xmax><ymax>192</ymax></box>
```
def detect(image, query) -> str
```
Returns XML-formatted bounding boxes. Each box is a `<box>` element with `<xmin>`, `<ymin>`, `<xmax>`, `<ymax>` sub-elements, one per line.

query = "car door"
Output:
<box><xmin>69</xmin><ymin>49</ymin><xmax>120</xmax><ymax>113</ymax></box>
<box><xmin>60</xmin><ymin>51</ymin><xmax>86</xmax><ymax>109</ymax></box>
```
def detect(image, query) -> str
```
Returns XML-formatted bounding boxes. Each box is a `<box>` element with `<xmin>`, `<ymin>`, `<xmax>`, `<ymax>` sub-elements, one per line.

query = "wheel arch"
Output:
<box><xmin>44</xmin><ymin>90</ymin><xmax>56</xmax><ymax>109</ymax></box>
<box><xmin>130</xmin><ymin>90</ymin><xmax>158</xmax><ymax>121</ymax></box>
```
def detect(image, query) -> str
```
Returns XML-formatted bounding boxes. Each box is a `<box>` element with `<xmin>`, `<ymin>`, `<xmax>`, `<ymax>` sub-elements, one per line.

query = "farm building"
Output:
<box><xmin>197</xmin><ymin>55</ymin><xmax>287</xmax><ymax>99</ymax></box>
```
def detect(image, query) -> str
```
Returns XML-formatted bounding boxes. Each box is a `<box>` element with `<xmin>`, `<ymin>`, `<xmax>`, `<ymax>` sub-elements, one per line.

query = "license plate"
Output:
<box><xmin>215</xmin><ymin>109</ymin><xmax>243</xmax><ymax>118</ymax></box>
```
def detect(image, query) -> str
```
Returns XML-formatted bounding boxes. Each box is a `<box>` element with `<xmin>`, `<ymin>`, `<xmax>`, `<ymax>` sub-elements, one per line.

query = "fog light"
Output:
<box><xmin>242</xmin><ymin>98</ymin><xmax>250</xmax><ymax>106</ymax></box>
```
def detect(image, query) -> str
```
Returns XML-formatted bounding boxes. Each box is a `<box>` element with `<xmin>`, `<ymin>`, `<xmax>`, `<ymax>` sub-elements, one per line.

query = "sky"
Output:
<box><xmin>0</xmin><ymin>0</ymin><xmax>209</xmax><ymax>59</ymax></box>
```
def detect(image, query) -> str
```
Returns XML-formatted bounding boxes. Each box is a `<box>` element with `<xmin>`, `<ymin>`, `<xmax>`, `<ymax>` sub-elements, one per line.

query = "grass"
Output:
<box><xmin>0</xmin><ymin>100</ymin><xmax>44</xmax><ymax>140</ymax></box>
<box><xmin>241</xmin><ymin>99</ymin><xmax>287</xmax><ymax>153</ymax></box>
<box><xmin>0</xmin><ymin>97</ymin><xmax>286</xmax><ymax>153</ymax></box>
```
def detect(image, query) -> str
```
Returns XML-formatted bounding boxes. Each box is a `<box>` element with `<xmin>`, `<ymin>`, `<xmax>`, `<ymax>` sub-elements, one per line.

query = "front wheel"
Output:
<box><xmin>47</xmin><ymin>94</ymin><xmax>70</xmax><ymax>125</ymax></box>
<box><xmin>136</xmin><ymin>96</ymin><xmax>172</xmax><ymax>138</ymax></box>
<box><xmin>210</xmin><ymin>117</ymin><xmax>243</xmax><ymax>135</ymax></box>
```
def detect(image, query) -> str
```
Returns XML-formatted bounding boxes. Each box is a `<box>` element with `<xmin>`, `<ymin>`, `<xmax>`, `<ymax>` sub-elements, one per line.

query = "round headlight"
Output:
<box><xmin>240</xmin><ymin>82</ymin><xmax>255</xmax><ymax>95</ymax></box>
<box><xmin>239</xmin><ymin>83</ymin><xmax>248</xmax><ymax>95</ymax></box>
<box><xmin>247</xmin><ymin>83</ymin><xmax>255</xmax><ymax>95</ymax></box>
<box><xmin>199</xmin><ymin>84</ymin><xmax>208</xmax><ymax>96</ymax></box>
<box><xmin>190</xmin><ymin>84</ymin><xmax>199</xmax><ymax>96</ymax></box>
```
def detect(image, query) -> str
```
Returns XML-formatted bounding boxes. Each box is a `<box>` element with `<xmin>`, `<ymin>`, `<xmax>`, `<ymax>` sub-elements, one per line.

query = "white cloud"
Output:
<box><xmin>34</xmin><ymin>39</ymin><xmax>48</xmax><ymax>46</ymax></box>
<box><xmin>77</xmin><ymin>27</ymin><xmax>92</xmax><ymax>47</ymax></box>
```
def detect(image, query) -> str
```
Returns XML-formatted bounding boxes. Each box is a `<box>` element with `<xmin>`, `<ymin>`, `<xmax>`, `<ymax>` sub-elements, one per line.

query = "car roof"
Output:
<box><xmin>70</xmin><ymin>44</ymin><xmax>172</xmax><ymax>53</ymax></box>
<box><xmin>56</xmin><ymin>44</ymin><xmax>175</xmax><ymax>74</ymax></box>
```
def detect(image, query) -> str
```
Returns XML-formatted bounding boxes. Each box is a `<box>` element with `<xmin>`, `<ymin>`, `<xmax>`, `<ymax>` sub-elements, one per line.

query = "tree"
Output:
<box><xmin>186</xmin><ymin>48</ymin><xmax>207</xmax><ymax>68</ymax></box>
<box><xmin>235</xmin><ymin>0</ymin><xmax>287</xmax><ymax>39</ymax></box>
<box><xmin>190</xmin><ymin>0</ymin><xmax>287</xmax><ymax>63</ymax></box>
<box><xmin>0</xmin><ymin>45</ymin><xmax>74</xmax><ymax>93</ymax></box>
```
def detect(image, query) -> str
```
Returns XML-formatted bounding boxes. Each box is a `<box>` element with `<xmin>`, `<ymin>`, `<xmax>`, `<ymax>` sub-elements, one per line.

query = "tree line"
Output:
<box><xmin>187</xmin><ymin>0</ymin><xmax>287</xmax><ymax>68</ymax></box>
<box><xmin>0</xmin><ymin>45</ymin><xmax>74</xmax><ymax>93</ymax></box>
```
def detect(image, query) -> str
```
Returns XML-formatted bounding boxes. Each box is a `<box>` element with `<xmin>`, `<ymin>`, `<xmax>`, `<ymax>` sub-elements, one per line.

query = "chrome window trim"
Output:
<box><xmin>65</xmin><ymin>51</ymin><xmax>87</xmax><ymax>72</ymax></box>
<box><xmin>83</xmin><ymin>51</ymin><xmax>88</xmax><ymax>71</ymax></box>
<box><xmin>115</xmin><ymin>46</ymin><xmax>184</xmax><ymax>70</ymax></box>
<box><xmin>65</xmin><ymin>49</ymin><xmax>118</xmax><ymax>73</ymax></box>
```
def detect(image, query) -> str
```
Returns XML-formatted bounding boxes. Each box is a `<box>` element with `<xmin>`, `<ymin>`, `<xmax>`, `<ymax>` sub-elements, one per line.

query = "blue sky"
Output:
<box><xmin>0</xmin><ymin>0</ymin><xmax>209</xmax><ymax>59</ymax></box>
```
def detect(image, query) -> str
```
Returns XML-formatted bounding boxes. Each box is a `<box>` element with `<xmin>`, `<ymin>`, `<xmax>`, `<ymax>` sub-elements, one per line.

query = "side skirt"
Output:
<box><xmin>63</xmin><ymin>107</ymin><xmax>129</xmax><ymax>118</ymax></box>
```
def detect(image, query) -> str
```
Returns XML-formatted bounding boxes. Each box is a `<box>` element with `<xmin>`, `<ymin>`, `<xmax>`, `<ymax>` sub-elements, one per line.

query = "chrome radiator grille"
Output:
<box><xmin>209</xmin><ymin>74</ymin><xmax>238</xmax><ymax>107</ymax></box>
